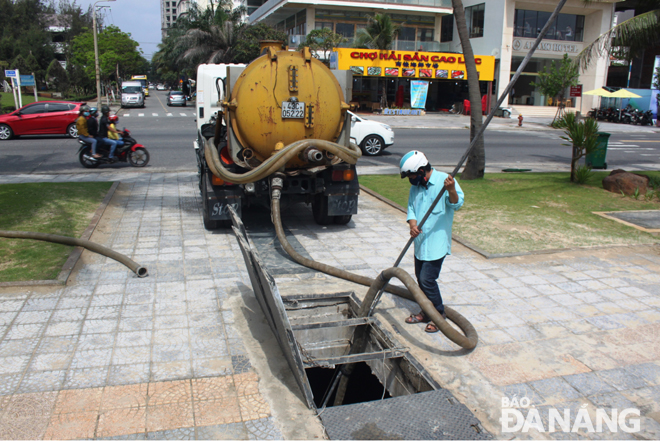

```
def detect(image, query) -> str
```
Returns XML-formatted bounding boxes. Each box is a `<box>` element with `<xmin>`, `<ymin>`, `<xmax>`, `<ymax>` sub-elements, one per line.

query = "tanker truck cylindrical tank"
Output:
<box><xmin>228</xmin><ymin>46</ymin><xmax>349</xmax><ymax>168</ymax></box>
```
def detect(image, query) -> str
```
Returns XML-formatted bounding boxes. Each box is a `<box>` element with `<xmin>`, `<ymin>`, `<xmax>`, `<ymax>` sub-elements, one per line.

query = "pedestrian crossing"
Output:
<box><xmin>120</xmin><ymin>112</ymin><xmax>196</xmax><ymax>117</ymax></box>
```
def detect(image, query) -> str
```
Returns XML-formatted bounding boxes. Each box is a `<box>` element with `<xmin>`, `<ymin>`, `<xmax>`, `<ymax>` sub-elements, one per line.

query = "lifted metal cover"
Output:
<box><xmin>229</xmin><ymin>207</ymin><xmax>315</xmax><ymax>408</ymax></box>
<box><xmin>320</xmin><ymin>389</ymin><xmax>492</xmax><ymax>440</ymax></box>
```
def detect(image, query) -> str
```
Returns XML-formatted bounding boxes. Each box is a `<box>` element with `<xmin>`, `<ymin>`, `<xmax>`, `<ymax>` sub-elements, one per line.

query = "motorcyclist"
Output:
<box><xmin>76</xmin><ymin>105</ymin><xmax>97</xmax><ymax>156</ymax></box>
<box><xmin>87</xmin><ymin>107</ymin><xmax>100</xmax><ymax>158</ymax></box>
<box><xmin>107</xmin><ymin>114</ymin><xmax>124</xmax><ymax>149</ymax></box>
<box><xmin>99</xmin><ymin>105</ymin><xmax>120</xmax><ymax>162</ymax></box>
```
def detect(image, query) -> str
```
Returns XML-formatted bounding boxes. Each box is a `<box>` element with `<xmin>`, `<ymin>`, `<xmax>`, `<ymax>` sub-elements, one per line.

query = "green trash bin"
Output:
<box><xmin>586</xmin><ymin>132</ymin><xmax>610</xmax><ymax>169</ymax></box>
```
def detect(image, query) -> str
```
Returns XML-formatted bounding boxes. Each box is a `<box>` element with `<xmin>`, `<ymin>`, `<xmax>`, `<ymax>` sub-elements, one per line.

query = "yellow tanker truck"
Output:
<box><xmin>194</xmin><ymin>41</ymin><xmax>362</xmax><ymax>229</ymax></box>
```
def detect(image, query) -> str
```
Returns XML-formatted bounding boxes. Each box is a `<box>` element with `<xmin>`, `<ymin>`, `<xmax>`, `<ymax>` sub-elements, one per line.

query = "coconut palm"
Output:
<box><xmin>576</xmin><ymin>0</ymin><xmax>660</xmax><ymax>71</ymax></box>
<box><xmin>354</xmin><ymin>13</ymin><xmax>399</xmax><ymax>108</ymax></box>
<box><xmin>451</xmin><ymin>0</ymin><xmax>485</xmax><ymax>179</ymax></box>
<box><xmin>177</xmin><ymin>20</ymin><xmax>241</xmax><ymax>65</ymax></box>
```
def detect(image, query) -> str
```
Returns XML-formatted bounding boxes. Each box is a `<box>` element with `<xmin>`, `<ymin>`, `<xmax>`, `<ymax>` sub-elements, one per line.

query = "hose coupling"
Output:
<box><xmin>271</xmin><ymin>173</ymin><xmax>285</xmax><ymax>200</ymax></box>
<box><xmin>302</xmin><ymin>147</ymin><xmax>324</xmax><ymax>164</ymax></box>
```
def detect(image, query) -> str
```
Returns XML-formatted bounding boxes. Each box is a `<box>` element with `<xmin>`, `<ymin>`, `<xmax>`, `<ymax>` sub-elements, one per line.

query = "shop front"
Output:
<box><xmin>331</xmin><ymin>48</ymin><xmax>496</xmax><ymax>112</ymax></box>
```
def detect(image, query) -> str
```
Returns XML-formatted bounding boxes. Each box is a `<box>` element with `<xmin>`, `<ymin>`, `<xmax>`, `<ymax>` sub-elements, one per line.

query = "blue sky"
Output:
<box><xmin>75</xmin><ymin>0</ymin><xmax>162</xmax><ymax>60</ymax></box>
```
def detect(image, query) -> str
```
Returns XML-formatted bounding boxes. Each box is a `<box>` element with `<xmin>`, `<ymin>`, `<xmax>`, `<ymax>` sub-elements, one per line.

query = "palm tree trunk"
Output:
<box><xmin>451</xmin><ymin>0</ymin><xmax>484</xmax><ymax>180</ymax></box>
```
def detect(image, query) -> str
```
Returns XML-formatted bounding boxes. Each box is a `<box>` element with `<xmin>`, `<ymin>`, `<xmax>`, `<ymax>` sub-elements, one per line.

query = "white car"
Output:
<box><xmin>348</xmin><ymin>111</ymin><xmax>394</xmax><ymax>156</ymax></box>
<box><xmin>156</xmin><ymin>84</ymin><xmax>166</xmax><ymax>91</ymax></box>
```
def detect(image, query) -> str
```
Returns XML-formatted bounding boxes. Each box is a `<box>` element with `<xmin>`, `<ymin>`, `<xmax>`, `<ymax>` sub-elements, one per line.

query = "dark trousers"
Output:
<box><xmin>414</xmin><ymin>256</ymin><xmax>446</xmax><ymax>314</ymax></box>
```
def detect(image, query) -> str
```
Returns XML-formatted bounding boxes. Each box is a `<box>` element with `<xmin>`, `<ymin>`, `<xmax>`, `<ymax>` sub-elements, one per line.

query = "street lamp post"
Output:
<box><xmin>93</xmin><ymin>0</ymin><xmax>116</xmax><ymax>109</ymax></box>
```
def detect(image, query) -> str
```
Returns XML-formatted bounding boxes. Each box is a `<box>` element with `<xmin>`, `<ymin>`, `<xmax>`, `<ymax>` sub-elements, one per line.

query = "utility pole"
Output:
<box><xmin>93</xmin><ymin>0</ymin><xmax>116</xmax><ymax>109</ymax></box>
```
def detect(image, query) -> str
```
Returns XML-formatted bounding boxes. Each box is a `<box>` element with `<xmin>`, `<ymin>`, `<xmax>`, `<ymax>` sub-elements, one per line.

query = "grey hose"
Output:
<box><xmin>270</xmin><ymin>191</ymin><xmax>477</xmax><ymax>349</ymax></box>
<box><xmin>205</xmin><ymin>138</ymin><xmax>362</xmax><ymax>184</ymax></box>
<box><xmin>0</xmin><ymin>230</ymin><xmax>148</xmax><ymax>278</ymax></box>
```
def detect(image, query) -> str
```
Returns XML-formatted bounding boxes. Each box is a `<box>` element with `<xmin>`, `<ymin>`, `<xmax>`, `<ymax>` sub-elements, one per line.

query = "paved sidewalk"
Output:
<box><xmin>0</xmin><ymin>172</ymin><xmax>659</xmax><ymax>440</ymax></box>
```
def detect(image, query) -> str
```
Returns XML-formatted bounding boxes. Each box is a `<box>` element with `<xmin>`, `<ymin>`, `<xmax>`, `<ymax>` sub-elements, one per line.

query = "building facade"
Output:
<box><xmin>247</xmin><ymin>0</ymin><xmax>617</xmax><ymax>114</ymax></box>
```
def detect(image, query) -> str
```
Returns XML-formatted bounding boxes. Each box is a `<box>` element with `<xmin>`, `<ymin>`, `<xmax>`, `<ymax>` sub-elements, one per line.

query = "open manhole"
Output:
<box><xmin>229</xmin><ymin>210</ymin><xmax>490</xmax><ymax>439</ymax></box>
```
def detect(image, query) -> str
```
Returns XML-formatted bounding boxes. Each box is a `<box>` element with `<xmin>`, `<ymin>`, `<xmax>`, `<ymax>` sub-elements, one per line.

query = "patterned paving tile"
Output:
<box><xmin>196</xmin><ymin>422</ymin><xmax>247</xmax><ymax>440</ymax></box>
<box><xmin>529</xmin><ymin>377</ymin><xmax>582</xmax><ymax>403</ymax></box>
<box><xmin>108</xmin><ymin>363</ymin><xmax>151</xmax><ymax>386</ymax></box>
<box><xmin>563</xmin><ymin>372</ymin><xmax>617</xmax><ymax>396</ymax></box>
<box><xmin>245</xmin><ymin>417</ymin><xmax>283</xmax><ymax>440</ymax></box>
<box><xmin>146</xmin><ymin>402</ymin><xmax>194</xmax><ymax>433</ymax></box>
<box><xmin>97</xmin><ymin>407</ymin><xmax>146</xmax><ymax>438</ymax></box>
<box><xmin>64</xmin><ymin>367</ymin><xmax>109</xmax><ymax>389</ymax></box>
<box><xmin>44</xmin><ymin>410</ymin><xmax>98</xmax><ymax>439</ymax></box>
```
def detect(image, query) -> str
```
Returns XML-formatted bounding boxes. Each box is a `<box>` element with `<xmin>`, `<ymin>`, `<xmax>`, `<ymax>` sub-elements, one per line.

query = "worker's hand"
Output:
<box><xmin>444</xmin><ymin>175</ymin><xmax>456</xmax><ymax>191</ymax></box>
<box><xmin>410</xmin><ymin>224</ymin><xmax>422</xmax><ymax>238</ymax></box>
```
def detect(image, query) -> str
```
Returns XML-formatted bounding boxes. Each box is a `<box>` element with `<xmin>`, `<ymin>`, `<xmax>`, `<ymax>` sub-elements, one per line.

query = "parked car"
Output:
<box><xmin>156</xmin><ymin>84</ymin><xmax>166</xmax><ymax>91</ymax></box>
<box><xmin>348</xmin><ymin>111</ymin><xmax>394</xmax><ymax>156</ymax></box>
<box><xmin>0</xmin><ymin>101</ymin><xmax>83</xmax><ymax>141</ymax></box>
<box><xmin>494</xmin><ymin>106</ymin><xmax>513</xmax><ymax>118</ymax></box>
<box><xmin>167</xmin><ymin>90</ymin><xmax>186</xmax><ymax>107</ymax></box>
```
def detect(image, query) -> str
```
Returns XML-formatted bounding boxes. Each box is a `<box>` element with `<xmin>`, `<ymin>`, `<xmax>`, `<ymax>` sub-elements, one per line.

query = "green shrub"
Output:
<box><xmin>574</xmin><ymin>165</ymin><xmax>593</xmax><ymax>184</ymax></box>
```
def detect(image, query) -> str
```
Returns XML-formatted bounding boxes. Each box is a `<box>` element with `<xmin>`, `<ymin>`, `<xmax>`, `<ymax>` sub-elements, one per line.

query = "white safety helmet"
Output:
<box><xmin>399</xmin><ymin>150</ymin><xmax>430</xmax><ymax>178</ymax></box>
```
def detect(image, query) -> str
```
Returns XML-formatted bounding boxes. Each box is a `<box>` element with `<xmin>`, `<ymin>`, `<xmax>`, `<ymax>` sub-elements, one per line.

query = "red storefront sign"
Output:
<box><xmin>569</xmin><ymin>85</ymin><xmax>582</xmax><ymax>97</ymax></box>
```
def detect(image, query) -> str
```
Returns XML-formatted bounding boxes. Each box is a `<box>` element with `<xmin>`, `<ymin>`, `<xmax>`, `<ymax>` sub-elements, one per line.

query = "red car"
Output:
<box><xmin>0</xmin><ymin>100</ymin><xmax>84</xmax><ymax>140</ymax></box>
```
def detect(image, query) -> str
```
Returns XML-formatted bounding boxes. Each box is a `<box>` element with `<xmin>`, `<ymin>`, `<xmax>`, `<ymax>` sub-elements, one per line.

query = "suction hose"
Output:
<box><xmin>204</xmin><ymin>138</ymin><xmax>362</xmax><ymax>184</ymax></box>
<box><xmin>270</xmin><ymin>185</ymin><xmax>477</xmax><ymax>350</ymax></box>
<box><xmin>0</xmin><ymin>230</ymin><xmax>148</xmax><ymax>278</ymax></box>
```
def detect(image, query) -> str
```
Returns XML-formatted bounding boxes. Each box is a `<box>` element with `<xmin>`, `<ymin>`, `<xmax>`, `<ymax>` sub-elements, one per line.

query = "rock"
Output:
<box><xmin>602</xmin><ymin>171</ymin><xmax>650</xmax><ymax>195</ymax></box>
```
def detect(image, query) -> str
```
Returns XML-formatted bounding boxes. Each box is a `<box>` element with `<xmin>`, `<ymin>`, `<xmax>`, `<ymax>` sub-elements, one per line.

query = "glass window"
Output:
<box><xmin>315</xmin><ymin>22</ymin><xmax>333</xmax><ymax>30</ymax></box>
<box><xmin>466</xmin><ymin>4</ymin><xmax>484</xmax><ymax>38</ymax></box>
<box><xmin>441</xmin><ymin>14</ymin><xmax>453</xmax><ymax>42</ymax></box>
<box><xmin>335</xmin><ymin>23</ymin><xmax>354</xmax><ymax>38</ymax></box>
<box><xmin>417</xmin><ymin>28</ymin><xmax>434</xmax><ymax>42</ymax></box>
<box><xmin>398</xmin><ymin>27</ymin><xmax>416</xmax><ymax>41</ymax></box>
<box><xmin>47</xmin><ymin>103</ymin><xmax>69</xmax><ymax>112</ymax></box>
<box><xmin>20</xmin><ymin>103</ymin><xmax>48</xmax><ymax>115</ymax></box>
<box><xmin>514</xmin><ymin>10</ymin><xmax>585</xmax><ymax>41</ymax></box>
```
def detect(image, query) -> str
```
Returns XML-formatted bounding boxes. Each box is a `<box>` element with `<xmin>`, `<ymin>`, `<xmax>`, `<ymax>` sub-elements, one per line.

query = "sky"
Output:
<box><xmin>75</xmin><ymin>0</ymin><xmax>163</xmax><ymax>60</ymax></box>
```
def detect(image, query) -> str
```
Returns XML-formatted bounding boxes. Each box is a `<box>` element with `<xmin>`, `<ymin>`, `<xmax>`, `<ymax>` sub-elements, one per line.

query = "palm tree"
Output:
<box><xmin>354</xmin><ymin>13</ymin><xmax>399</xmax><ymax>108</ymax></box>
<box><xmin>576</xmin><ymin>0</ymin><xmax>660</xmax><ymax>71</ymax></box>
<box><xmin>177</xmin><ymin>20</ymin><xmax>241</xmax><ymax>65</ymax></box>
<box><xmin>451</xmin><ymin>0</ymin><xmax>485</xmax><ymax>179</ymax></box>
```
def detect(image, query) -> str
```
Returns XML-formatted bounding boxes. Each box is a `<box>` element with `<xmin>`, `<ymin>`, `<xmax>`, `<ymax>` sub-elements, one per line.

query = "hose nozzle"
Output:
<box><xmin>302</xmin><ymin>147</ymin><xmax>324</xmax><ymax>164</ymax></box>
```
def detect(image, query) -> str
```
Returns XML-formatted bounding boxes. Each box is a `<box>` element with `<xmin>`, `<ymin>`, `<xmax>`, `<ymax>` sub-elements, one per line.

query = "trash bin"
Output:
<box><xmin>586</xmin><ymin>132</ymin><xmax>610</xmax><ymax>169</ymax></box>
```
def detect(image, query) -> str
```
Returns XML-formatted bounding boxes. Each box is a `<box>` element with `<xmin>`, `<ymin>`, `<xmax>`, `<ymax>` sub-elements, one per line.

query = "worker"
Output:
<box><xmin>399</xmin><ymin>151</ymin><xmax>464</xmax><ymax>333</ymax></box>
<box><xmin>76</xmin><ymin>105</ymin><xmax>97</xmax><ymax>156</ymax></box>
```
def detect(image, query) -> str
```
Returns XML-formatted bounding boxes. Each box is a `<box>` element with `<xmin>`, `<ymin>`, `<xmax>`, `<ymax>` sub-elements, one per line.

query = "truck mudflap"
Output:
<box><xmin>327</xmin><ymin>193</ymin><xmax>358</xmax><ymax>216</ymax></box>
<box><xmin>204</xmin><ymin>175</ymin><xmax>243</xmax><ymax>221</ymax></box>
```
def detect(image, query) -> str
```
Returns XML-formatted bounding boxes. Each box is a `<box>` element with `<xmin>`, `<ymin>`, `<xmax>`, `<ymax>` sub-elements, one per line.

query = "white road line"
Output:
<box><xmin>167</xmin><ymin>113</ymin><xmax>173</xmax><ymax>116</ymax></box>
<box><xmin>640</xmin><ymin>154</ymin><xmax>660</xmax><ymax>156</ymax></box>
<box><xmin>180</xmin><ymin>113</ymin><xmax>187</xmax><ymax>116</ymax></box>
<box><xmin>608</xmin><ymin>147</ymin><xmax>654</xmax><ymax>150</ymax></box>
<box><xmin>152</xmin><ymin>113</ymin><xmax>158</xmax><ymax>116</ymax></box>
<box><xmin>122</xmin><ymin>114</ymin><xmax>130</xmax><ymax>117</ymax></box>
<box><xmin>138</xmin><ymin>113</ymin><xmax>144</xmax><ymax>117</ymax></box>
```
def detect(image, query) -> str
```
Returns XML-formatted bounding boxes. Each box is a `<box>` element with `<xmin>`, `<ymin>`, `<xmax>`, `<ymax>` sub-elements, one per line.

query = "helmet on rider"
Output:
<box><xmin>399</xmin><ymin>150</ymin><xmax>430</xmax><ymax>178</ymax></box>
<box><xmin>79</xmin><ymin>105</ymin><xmax>90</xmax><ymax>114</ymax></box>
<box><xmin>108</xmin><ymin>115</ymin><xmax>118</xmax><ymax>123</ymax></box>
<box><xmin>89</xmin><ymin>107</ymin><xmax>98</xmax><ymax>116</ymax></box>
<box><xmin>101</xmin><ymin>105</ymin><xmax>110</xmax><ymax>115</ymax></box>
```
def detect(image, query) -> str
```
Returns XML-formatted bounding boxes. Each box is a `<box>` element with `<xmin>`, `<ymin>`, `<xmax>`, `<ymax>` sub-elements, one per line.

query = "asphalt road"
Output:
<box><xmin>0</xmin><ymin>90</ymin><xmax>658</xmax><ymax>174</ymax></box>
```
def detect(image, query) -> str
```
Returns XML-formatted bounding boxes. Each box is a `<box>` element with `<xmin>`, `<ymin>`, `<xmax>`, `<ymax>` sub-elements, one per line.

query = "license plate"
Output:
<box><xmin>281</xmin><ymin>101</ymin><xmax>305</xmax><ymax>119</ymax></box>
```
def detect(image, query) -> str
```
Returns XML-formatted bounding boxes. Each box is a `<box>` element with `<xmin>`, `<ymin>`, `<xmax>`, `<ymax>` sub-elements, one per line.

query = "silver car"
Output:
<box><xmin>121</xmin><ymin>82</ymin><xmax>144</xmax><ymax>108</ymax></box>
<box><xmin>167</xmin><ymin>91</ymin><xmax>186</xmax><ymax>107</ymax></box>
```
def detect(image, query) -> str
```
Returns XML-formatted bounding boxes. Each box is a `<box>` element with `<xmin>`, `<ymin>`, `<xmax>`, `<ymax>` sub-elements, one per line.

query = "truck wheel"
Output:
<box><xmin>312</xmin><ymin>195</ymin><xmax>333</xmax><ymax>225</ymax></box>
<box><xmin>202</xmin><ymin>183</ymin><xmax>221</xmax><ymax>230</ymax></box>
<box><xmin>333</xmin><ymin>215</ymin><xmax>352</xmax><ymax>225</ymax></box>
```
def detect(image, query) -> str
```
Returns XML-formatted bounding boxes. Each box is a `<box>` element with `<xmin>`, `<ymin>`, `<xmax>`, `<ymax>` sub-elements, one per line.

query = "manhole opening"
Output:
<box><xmin>286</xmin><ymin>293</ymin><xmax>436</xmax><ymax>409</ymax></box>
<box><xmin>306</xmin><ymin>362</ymin><xmax>392</xmax><ymax>408</ymax></box>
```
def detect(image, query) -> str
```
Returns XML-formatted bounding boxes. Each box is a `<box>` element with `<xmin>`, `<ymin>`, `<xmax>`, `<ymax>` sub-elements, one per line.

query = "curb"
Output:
<box><xmin>0</xmin><ymin>181</ymin><xmax>120</xmax><ymax>288</ymax></box>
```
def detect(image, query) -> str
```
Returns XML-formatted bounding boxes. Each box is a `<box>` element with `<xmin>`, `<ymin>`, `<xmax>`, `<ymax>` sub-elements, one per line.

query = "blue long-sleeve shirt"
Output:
<box><xmin>406</xmin><ymin>169</ymin><xmax>464</xmax><ymax>261</ymax></box>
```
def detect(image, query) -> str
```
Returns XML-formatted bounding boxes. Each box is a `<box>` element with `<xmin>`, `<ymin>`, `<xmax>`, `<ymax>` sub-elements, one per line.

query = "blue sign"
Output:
<box><xmin>410</xmin><ymin>80</ymin><xmax>429</xmax><ymax>109</ymax></box>
<box><xmin>20</xmin><ymin>75</ymin><xmax>35</xmax><ymax>86</ymax></box>
<box><xmin>4</xmin><ymin>70</ymin><xmax>17</xmax><ymax>78</ymax></box>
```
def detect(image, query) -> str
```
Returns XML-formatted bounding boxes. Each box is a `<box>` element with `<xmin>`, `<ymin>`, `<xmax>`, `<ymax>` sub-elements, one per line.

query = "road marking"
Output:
<box><xmin>138</xmin><ymin>113</ymin><xmax>144</xmax><ymax>117</ymax></box>
<box><xmin>152</xmin><ymin>113</ymin><xmax>158</xmax><ymax>116</ymax></box>
<box><xmin>621</xmin><ymin>140</ymin><xmax>660</xmax><ymax>142</ymax></box>
<box><xmin>123</xmin><ymin>114</ymin><xmax>130</xmax><ymax>117</ymax></box>
<box><xmin>640</xmin><ymin>154</ymin><xmax>660</xmax><ymax>156</ymax></box>
<box><xmin>167</xmin><ymin>113</ymin><xmax>173</xmax><ymax>116</ymax></box>
<box><xmin>180</xmin><ymin>113</ymin><xmax>187</xmax><ymax>116</ymax></box>
<box><xmin>608</xmin><ymin>147</ymin><xmax>653</xmax><ymax>150</ymax></box>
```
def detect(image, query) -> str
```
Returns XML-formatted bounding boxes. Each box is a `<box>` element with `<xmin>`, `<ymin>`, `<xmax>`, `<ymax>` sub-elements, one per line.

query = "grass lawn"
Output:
<box><xmin>360</xmin><ymin>171</ymin><xmax>660</xmax><ymax>255</ymax></box>
<box><xmin>0</xmin><ymin>182</ymin><xmax>113</xmax><ymax>282</ymax></box>
<box><xmin>1</xmin><ymin>91</ymin><xmax>57</xmax><ymax>110</ymax></box>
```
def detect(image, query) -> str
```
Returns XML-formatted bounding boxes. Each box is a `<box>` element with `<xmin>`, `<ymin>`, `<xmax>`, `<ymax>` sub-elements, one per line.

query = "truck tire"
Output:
<box><xmin>202</xmin><ymin>182</ymin><xmax>222</xmax><ymax>230</ymax></box>
<box><xmin>333</xmin><ymin>215</ymin><xmax>352</xmax><ymax>225</ymax></box>
<box><xmin>312</xmin><ymin>194</ymin><xmax>333</xmax><ymax>225</ymax></box>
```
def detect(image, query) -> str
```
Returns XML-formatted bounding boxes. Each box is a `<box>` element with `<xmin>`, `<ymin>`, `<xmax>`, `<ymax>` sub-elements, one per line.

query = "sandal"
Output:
<box><xmin>405</xmin><ymin>312</ymin><xmax>430</xmax><ymax>324</ymax></box>
<box><xmin>425</xmin><ymin>322</ymin><xmax>440</xmax><ymax>333</ymax></box>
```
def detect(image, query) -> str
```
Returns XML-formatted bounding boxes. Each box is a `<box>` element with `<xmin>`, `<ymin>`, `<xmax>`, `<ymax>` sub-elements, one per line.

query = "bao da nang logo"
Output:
<box><xmin>501</xmin><ymin>397</ymin><xmax>640</xmax><ymax>434</ymax></box>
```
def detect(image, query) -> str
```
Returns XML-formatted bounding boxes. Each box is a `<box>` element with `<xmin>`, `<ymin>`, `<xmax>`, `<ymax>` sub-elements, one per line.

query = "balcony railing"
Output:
<box><xmin>289</xmin><ymin>35</ymin><xmax>446</xmax><ymax>53</ymax></box>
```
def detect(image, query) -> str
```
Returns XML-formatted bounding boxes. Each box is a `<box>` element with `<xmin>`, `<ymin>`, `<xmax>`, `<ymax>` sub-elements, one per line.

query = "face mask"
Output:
<box><xmin>409</xmin><ymin>175</ymin><xmax>426</xmax><ymax>186</ymax></box>
<box><xmin>83</xmin><ymin>112</ymin><xmax>89</xmax><ymax>117</ymax></box>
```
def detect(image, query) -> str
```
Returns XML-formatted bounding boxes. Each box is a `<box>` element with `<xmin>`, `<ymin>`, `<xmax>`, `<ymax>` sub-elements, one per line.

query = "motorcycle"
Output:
<box><xmin>77</xmin><ymin>128</ymin><xmax>150</xmax><ymax>168</ymax></box>
<box><xmin>639</xmin><ymin>110</ymin><xmax>654</xmax><ymax>126</ymax></box>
